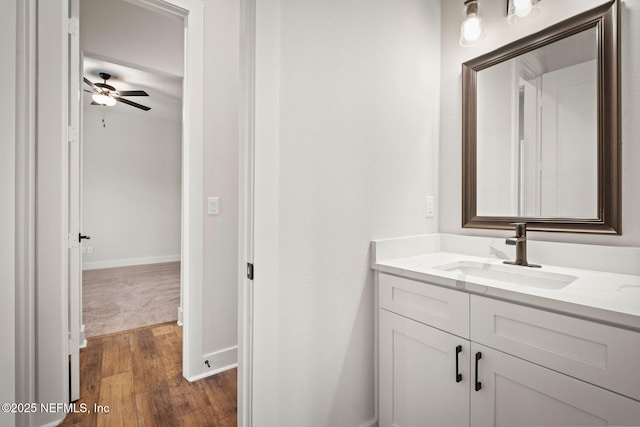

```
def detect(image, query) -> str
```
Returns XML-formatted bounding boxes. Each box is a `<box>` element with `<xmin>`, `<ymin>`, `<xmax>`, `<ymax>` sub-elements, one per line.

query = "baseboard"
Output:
<box><xmin>359</xmin><ymin>417</ymin><xmax>378</xmax><ymax>427</ymax></box>
<box><xmin>187</xmin><ymin>362</ymin><xmax>238</xmax><ymax>382</ymax></box>
<box><xmin>177</xmin><ymin>306</ymin><xmax>184</xmax><ymax>326</ymax></box>
<box><xmin>82</xmin><ymin>254</ymin><xmax>181</xmax><ymax>270</ymax></box>
<box><xmin>37</xmin><ymin>416</ymin><xmax>66</xmax><ymax>427</ymax></box>
<box><xmin>79</xmin><ymin>324</ymin><xmax>87</xmax><ymax>349</ymax></box>
<box><xmin>186</xmin><ymin>345</ymin><xmax>238</xmax><ymax>382</ymax></box>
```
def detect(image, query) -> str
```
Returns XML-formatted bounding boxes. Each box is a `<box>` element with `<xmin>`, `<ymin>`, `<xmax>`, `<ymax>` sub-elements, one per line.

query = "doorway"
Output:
<box><xmin>28</xmin><ymin>0</ymin><xmax>243</xmax><ymax>424</ymax></box>
<box><xmin>68</xmin><ymin>0</ymin><xmax>209</xmax><ymax>390</ymax></box>
<box><xmin>80</xmin><ymin>52</ymin><xmax>184</xmax><ymax>338</ymax></box>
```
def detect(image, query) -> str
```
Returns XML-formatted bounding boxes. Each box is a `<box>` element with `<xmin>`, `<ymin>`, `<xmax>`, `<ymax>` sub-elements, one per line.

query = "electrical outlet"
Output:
<box><xmin>86</xmin><ymin>246</ymin><xmax>94</xmax><ymax>254</ymax></box>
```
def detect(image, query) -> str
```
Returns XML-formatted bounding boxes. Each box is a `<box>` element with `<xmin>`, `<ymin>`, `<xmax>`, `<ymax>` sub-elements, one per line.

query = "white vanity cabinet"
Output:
<box><xmin>379</xmin><ymin>310</ymin><xmax>470</xmax><ymax>427</ymax></box>
<box><xmin>379</xmin><ymin>273</ymin><xmax>471</xmax><ymax>427</ymax></box>
<box><xmin>378</xmin><ymin>273</ymin><xmax>640</xmax><ymax>427</ymax></box>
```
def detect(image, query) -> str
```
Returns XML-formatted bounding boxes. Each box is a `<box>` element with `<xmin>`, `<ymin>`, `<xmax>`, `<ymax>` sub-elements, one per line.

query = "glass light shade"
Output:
<box><xmin>461</xmin><ymin>17</ymin><xmax>483</xmax><ymax>42</ymax></box>
<box><xmin>460</xmin><ymin>1</ymin><xmax>485</xmax><ymax>47</ymax></box>
<box><xmin>92</xmin><ymin>93</ymin><xmax>117</xmax><ymax>106</ymax></box>
<box><xmin>508</xmin><ymin>0</ymin><xmax>540</xmax><ymax>24</ymax></box>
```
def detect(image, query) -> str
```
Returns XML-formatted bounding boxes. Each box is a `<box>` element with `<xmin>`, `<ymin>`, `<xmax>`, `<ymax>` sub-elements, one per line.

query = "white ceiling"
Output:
<box><xmin>81</xmin><ymin>0</ymin><xmax>184</xmax><ymax>120</ymax></box>
<box><xmin>80</xmin><ymin>0</ymin><xmax>184</xmax><ymax>76</ymax></box>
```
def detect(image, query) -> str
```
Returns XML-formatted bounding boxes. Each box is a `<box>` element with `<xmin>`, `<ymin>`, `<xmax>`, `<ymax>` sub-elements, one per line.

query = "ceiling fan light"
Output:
<box><xmin>92</xmin><ymin>93</ymin><xmax>117</xmax><ymax>107</ymax></box>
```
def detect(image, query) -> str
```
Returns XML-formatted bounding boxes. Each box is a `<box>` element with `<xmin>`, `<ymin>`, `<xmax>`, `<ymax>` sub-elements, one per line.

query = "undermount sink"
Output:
<box><xmin>434</xmin><ymin>260</ymin><xmax>577</xmax><ymax>290</ymax></box>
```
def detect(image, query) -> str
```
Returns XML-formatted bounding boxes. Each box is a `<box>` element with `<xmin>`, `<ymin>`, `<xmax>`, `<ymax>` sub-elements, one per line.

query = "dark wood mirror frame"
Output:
<box><xmin>462</xmin><ymin>0</ymin><xmax>620</xmax><ymax>234</ymax></box>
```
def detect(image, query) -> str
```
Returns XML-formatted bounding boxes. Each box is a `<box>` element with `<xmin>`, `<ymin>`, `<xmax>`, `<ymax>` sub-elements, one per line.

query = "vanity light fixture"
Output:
<box><xmin>460</xmin><ymin>0</ymin><xmax>485</xmax><ymax>47</ymax></box>
<box><xmin>507</xmin><ymin>0</ymin><xmax>540</xmax><ymax>24</ymax></box>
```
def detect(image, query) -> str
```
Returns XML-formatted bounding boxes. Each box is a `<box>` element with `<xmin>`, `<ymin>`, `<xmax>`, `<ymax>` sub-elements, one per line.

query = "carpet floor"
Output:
<box><xmin>83</xmin><ymin>262</ymin><xmax>180</xmax><ymax>338</ymax></box>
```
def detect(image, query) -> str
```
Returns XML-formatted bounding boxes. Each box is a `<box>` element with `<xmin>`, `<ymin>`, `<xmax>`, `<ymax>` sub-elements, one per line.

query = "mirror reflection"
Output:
<box><xmin>476</xmin><ymin>27</ymin><xmax>598</xmax><ymax>218</ymax></box>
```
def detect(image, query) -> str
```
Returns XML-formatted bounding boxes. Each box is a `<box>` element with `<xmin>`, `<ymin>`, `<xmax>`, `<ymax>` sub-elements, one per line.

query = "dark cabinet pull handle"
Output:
<box><xmin>455</xmin><ymin>345</ymin><xmax>462</xmax><ymax>383</ymax></box>
<box><xmin>475</xmin><ymin>352</ymin><xmax>482</xmax><ymax>391</ymax></box>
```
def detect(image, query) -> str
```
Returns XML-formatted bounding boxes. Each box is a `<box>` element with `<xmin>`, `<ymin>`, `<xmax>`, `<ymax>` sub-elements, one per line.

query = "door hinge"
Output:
<box><xmin>247</xmin><ymin>263</ymin><xmax>254</xmax><ymax>280</ymax></box>
<box><xmin>67</xmin><ymin>17</ymin><xmax>79</xmax><ymax>36</ymax></box>
<box><xmin>67</xmin><ymin>332</ymin><xmax>75</xmax><ymax>355</ymax></box>
<box><xmin>67</xmin><ymin>126</ymin><xmax>79</xmax><ymax>143</ymax></box>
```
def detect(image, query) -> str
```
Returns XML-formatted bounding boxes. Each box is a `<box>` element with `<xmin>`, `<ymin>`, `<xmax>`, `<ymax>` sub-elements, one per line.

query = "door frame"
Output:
<box><xmin>72</xmin><ymin>0</ymin><xmax>207</xmax><ymax>386</ymax></box>
<box><xmin>25</xmin><ymin>1</ymin><xmax>207</xmax><ymax>424</ymax></box>
<box><xmin>72</xmin><ymin>0</ymin><xmax>205</xmax><ymax>380</ymax></box>
<box><xmin>125</xmin><ymin>0</ymin><xmax>206</xmax><ymax>382</ymax></box>
<box><xmin>239</xmin><ymin>0</ymin><xmax>256</xmax><ymax>425</ymax></box>
<box><xmin>14</xmin><ymin>1</ymin><xmax>36</xmax><ymax>425</ymax></box>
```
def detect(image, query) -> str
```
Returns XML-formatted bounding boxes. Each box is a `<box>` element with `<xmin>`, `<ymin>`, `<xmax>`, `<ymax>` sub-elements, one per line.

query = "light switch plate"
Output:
<box><xmin>426</xmin><ymin>196</ymin><xmax>435</xmax><ymax>218</ymax></box>
<box><xmin>208</xmin><ymin>197</ymin><xmax>220</xmax><ymax>215</ymax></box>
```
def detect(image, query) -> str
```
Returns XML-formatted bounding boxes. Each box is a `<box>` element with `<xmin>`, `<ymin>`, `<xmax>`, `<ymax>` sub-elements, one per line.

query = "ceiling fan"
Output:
<box><xmin>84</xmin><ymin>72</ymin><xmax>151</xmax><ymax>111</ymax></box>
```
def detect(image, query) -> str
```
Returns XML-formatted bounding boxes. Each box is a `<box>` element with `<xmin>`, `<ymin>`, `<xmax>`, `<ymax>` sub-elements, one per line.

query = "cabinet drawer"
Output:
<box><xmin>471</xmin><ymin>295</ymin><xmax>640</xmax><ymax>400</ymax></box>
<box><xmin>379</xmin><ymin>273</ymin><xmax>469</xmax><ymax>338</ymax></box>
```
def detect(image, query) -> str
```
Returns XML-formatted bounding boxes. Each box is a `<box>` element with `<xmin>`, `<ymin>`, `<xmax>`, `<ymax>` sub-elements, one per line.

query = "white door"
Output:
<box><xmin>379</xmin><ymin>309</ymin><xmax>470</xmax><ymax>427</ymax></box>
<box><xmin>67</xmin><ymin>0</ymin><xmax>82</xmax><ymax>402</ymax></box>
<box><xmin>540</xmin><ymin>60</ymin><xmax>598</xmax><ymax>218</ymax></box>
<box><xmin>471</xmin><ymin>343</ymin><xmax>640</xmax><ymax>427</ymax></box>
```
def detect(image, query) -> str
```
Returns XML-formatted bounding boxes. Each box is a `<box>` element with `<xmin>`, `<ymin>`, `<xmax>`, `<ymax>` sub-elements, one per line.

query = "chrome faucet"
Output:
<box><xmin>504</xmin><ymin>223</ymin><xmax>541</xmax><ymax>268</ymax></box>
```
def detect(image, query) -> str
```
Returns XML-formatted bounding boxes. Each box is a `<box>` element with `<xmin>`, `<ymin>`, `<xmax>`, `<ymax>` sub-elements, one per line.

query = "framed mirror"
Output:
<box><xmin>462</xmin><ymin>0</ymin><xmax>620</xmax><ymax>234</ymax></box>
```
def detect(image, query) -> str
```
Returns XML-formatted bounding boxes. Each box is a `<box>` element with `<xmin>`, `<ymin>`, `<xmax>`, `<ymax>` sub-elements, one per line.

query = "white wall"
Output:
<box><xmin>201</xmin><ymin>0</ymin><xmax>240</xmax><ymax>361</ymax></box>
<box><xmin>81</xmin><ymin>0</ymin><xmax>183</xmax><ymax>270</ymax></box>
<box><xmin>440</xmin><ymin>0</ymin><xmax>640</xmax><ymax>245</ymax></box>
<box><xmin>252</xmin><ymin>0</ymin><xmax>441</xmax><ymax>424</ymax></box>
<box><xmin>82</xmin><ymin>107</ymin><xmax>182</xmax><ymax>269</ymax></box>
<box><xmin>1</xmin><ymin>1</ymin><xmax>17</xmax><ymax>426</ymax></box>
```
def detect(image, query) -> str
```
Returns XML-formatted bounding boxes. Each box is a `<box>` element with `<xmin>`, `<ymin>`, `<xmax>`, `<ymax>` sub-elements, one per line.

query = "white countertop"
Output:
<box><xmin>371</xmin><ymin>236</ymin><xmax>640</xmax><ymax>331</ymax></box>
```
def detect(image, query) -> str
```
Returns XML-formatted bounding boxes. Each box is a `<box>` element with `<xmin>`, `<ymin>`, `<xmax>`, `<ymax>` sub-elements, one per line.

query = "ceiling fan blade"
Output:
<box><xmin>117</xmin><ymin>90</ymin><xmax>149</xmax><ymax>97</ymax></box>
<box><xmin>83</xmin><ymin>77</ymin><xmax>99</xmax><ymax>91</ymax></box>
<box><xmin>115</xmin><ymin>97</ymin><xmax>151</xmax><ymax>111</ymax></box>
<box><xmin>95</xmin><ymin>82</ymin><xmax>116</xmax><ymax>91</ymax></box>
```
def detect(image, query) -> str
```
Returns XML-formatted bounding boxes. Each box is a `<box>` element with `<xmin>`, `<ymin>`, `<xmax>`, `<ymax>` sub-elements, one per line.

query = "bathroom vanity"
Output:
<box><xmin>372</xmin><ymin>234</ymin><xmax>640</xmax><ymax>427</ymax></box>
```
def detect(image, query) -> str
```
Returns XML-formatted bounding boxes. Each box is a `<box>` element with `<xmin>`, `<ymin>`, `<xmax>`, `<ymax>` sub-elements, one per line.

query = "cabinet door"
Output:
<box><xmin>471</xmin><ymin>343</ymin><xmax>640</xmax><ymax>427</ymax></box>
<box><xmin>379</xmin><ymin>309</ymin><xmax>469</xmax><ymax>427</ymax></box>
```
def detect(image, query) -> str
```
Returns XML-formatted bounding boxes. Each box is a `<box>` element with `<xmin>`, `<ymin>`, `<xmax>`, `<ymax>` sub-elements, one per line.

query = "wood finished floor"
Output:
<box><xmin>60</xmin><ymin>322</ymin><xmax>237</xmax><ymax>427</ymax></box>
